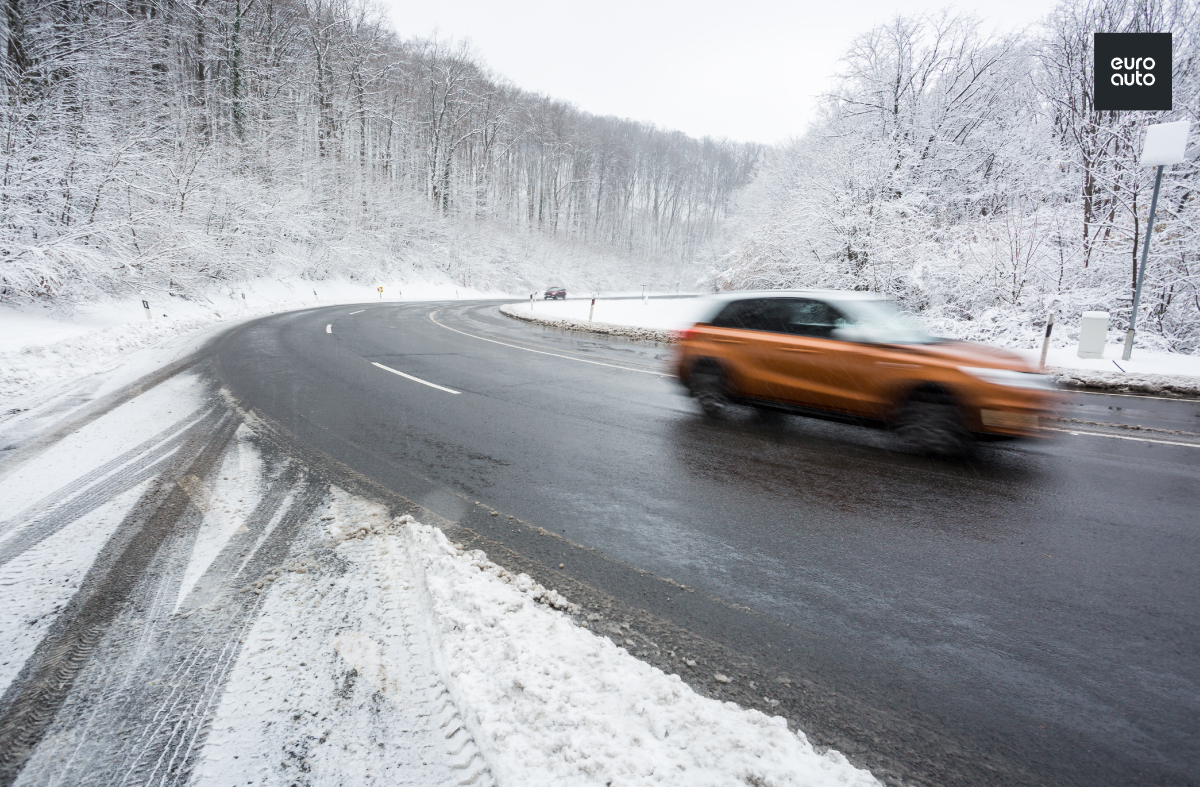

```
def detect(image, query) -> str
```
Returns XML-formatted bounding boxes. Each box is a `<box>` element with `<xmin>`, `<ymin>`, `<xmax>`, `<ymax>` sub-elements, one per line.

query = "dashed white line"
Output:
<box><xmin>326</xmin><ymin>324</ymin><xmax>332</xmax><ymax>333</ymax></box>
<box><xmin>1042</xmin><ymin>426</ymin><xmax>1199</xmax><ymax>448</ymax></box>
<box><xmin>349</xmin><ymin>310</ymin><xmax>365</xmax><ymax>315</ymax></box>
<box><xmin>428</xmin><ymin>310</ymin><xmax>668</xmax><ymax>377</ymax></box>
<box><xmin>371</xmin><ymin>362</ymin><xmax>461</xmax><ymax>394</ymax></box>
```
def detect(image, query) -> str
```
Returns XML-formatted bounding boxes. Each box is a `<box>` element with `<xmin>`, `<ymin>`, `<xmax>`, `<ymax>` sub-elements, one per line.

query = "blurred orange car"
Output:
<box><xmin>673</xmin><ymin>291</ymin><xmax>1060</xmax><ymax>455</ymax></box>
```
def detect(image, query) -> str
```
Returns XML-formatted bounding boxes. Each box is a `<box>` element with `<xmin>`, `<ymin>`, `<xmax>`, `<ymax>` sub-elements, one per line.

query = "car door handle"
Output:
<box><xmin>712</xmin><ymin>337</ymin><xmax>746</xmax><ymax>344</ymax></box>
<box><xmin>781</xmin><ymin>347</ymin><xmax>817</xmax><ymax>354</ymax></box>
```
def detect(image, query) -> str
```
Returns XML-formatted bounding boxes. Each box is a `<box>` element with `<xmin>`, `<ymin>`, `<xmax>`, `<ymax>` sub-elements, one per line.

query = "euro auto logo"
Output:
<box><xmin>1095</xmin><ymin>33</ymin><xmax>1172</xmax><ymax>111</ymax></box>
<box><xmin>1109</xmin><ymin>56</ymin><xmax>1159</xmax><ymax>86</ymax></box>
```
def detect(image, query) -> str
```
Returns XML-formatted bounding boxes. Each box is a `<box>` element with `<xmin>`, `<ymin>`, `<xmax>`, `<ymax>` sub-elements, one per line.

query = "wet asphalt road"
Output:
<box><xmin>211</xmin><ymin>299</ymin><xmax>1200</xmax><ymax>787</ymax></box>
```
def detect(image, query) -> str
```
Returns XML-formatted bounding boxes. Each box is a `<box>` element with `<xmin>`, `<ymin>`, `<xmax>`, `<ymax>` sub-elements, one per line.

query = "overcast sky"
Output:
<box><xmin>382</xmin><ymin>0</ymin><xmax>1054</xmax><ymax>145</ymax></box>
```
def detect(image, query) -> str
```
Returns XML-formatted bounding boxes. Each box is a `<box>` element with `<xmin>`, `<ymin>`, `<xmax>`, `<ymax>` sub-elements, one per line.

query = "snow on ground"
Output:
<box><xmin>0</xmin><ymin>372</ymin><xmax>208</xmax><ymax>696</ymax></box>
<box><xmin>0</xmin><ymin>481</ymin><xmax>150</xmax><ymax>693</ymax></box>
<box><xmin>193</xmin><ymin>490</ymin><xmax>485</xmax><ymax>787</ymax></box>
<box><xmin>0</xmin><ymin>370</ymin><xmax>205</xmax><ymax>512</ymax></box>
<box><xmin>519</xmin><ymin>296</ymin><xmax>1200</xmax><ymax>380</ymax></box>
<box><xmin>518</xmin><ymin>296</ymin><xmax>712</xmax><ymax>332</ymax></box>
<box><xmin>407</xmin><ymin>523</ymin><xmax>880</xmax><ymax>787</ymax></box>
<box><xmin>173</xmin><ymin>423</ymin><xmax>265</xmax><ymax>612</ymax></box>
<box><xmin>1026</xmin><ymin>344</ymin><xmax>1200</xmax><ymax>378</ymax></box>
<box><xmin>199</xmin><ymin>485</ymin><xmax>880</xmax><ymax>786</ymax></box>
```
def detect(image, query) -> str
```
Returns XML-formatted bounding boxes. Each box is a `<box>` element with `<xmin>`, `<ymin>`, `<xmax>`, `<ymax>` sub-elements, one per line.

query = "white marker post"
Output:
<box><xmin>142</xmin><ymin>299</ymin><xmax>151</xmax><ymax>320</ymax></box>
<box><xmin>1124</xmin><ymin>120</ymin><xmax>1190</xmax><ymax>361</ymax></box>
<box><xmin>589</xmin><ymin>296</ymin><xmax>596</xmax><ymax>322</ymax></box>
<box><xmin>1038</xmin><ymin>312</ymin><xmax>1055</xmax><ymax>369</ymax></box>
<box><xmin>530</xmin><ymin>293</ymin><xmax>534</xmax><ymax>311</ymax></box>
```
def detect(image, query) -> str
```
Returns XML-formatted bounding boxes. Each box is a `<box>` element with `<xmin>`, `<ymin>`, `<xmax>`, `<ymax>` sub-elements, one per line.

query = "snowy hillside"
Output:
<box><xmin>713</xmin><ymin>7</ymin><xmax>1200</xmax><ymax>353</ymax></box>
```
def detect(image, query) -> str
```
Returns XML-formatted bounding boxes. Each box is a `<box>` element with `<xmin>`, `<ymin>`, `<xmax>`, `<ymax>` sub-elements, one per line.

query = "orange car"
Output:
<box><xmin>673</xmin><ymin>291</ymin><xmax>1060</xmax><ymax>455</ymax></box>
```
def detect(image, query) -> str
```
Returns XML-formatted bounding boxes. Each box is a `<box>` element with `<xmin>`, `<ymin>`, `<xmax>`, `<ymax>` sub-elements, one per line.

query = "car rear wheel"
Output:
<box><xmin>690</xmin><ymin>363</ymin><xmax>730</xmax><ymax>418</ymax></box>
<box><xmin>894</xmin><ymin>390</ymin><xmax>971</xmax><ymax>458</ymax></box>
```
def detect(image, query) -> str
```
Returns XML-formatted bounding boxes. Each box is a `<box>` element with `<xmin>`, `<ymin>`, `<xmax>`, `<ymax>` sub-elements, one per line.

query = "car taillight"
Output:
<box><xmin>678</xmin><ymin>327</ymin><xmax>698</xmax><ymax>342</ymax></box>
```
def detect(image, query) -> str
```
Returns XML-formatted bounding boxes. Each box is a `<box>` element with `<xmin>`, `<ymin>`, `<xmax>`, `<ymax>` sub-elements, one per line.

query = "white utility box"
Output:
<box><xmin>1077</xmin><ymin>311</ymin><xmax>1109</xmax><ymax>358</ymax></box>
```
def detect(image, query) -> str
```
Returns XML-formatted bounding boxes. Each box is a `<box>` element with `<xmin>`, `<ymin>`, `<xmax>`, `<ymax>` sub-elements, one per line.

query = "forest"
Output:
<box><xmin>2</xmin><ymin>0</ymin><xmax>1198</xmax><ymax>351</ymax></box>
<box><xmin>718</xmin><ymin>0</ymin><xmax>1200</xmax><ymax>351</ymax></box>
<box><xmin>1</xmin><ymin>0</ymin><xmax>758</xmax><ymax>301</ymax></box>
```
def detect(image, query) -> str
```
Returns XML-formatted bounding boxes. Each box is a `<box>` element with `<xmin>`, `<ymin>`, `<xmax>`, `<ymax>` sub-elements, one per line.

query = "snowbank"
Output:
<box><xmin>203</xmin><ymin>487</ymin><xmax>882</xmax><ymax>786</ymax></box>
<box><xmin>406</xmin><ymin>521</ymin><xmax>880</xmax><ymax>787</ymax></box>
<box><xmin>505</xmin><ymin>296</ymin><xmax>711</xmax><ymax>333</ymax></box>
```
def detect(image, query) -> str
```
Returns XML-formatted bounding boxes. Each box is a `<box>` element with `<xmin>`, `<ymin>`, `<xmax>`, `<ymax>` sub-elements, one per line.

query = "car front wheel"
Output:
<box><xmin>894</xmin><ymin>391</ymin><xmax>971</xmax><ymax>458</ymax></box>
<box><xmin>690</xmin><ymin>363</ymin><xmax>731</xmax><ymax>418</ymax></box>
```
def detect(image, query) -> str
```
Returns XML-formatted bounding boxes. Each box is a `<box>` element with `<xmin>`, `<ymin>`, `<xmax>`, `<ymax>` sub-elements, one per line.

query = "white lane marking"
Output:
<box><xmin>371</xmin><ymin>362</ymin><xmax>461</xmax><ymax>394</ymax></box>
<box><xmin>428</xmin><ymin>310</ymin><xmax>669</xmax><ymax>377</ymax></box>
<box><xmin>1068</xmin><ymin>389</ymin><xmax>1197</xmax><ymax>402</ymax></box>
<box><xmin>326</xmin><ymin>324</ymin><xmax>332</xmax><ymax>333</ymax></box>
<box><xmin>349</xmin><ymin>310</ymin><xmax>365</xmax><ymax>315</ymax></box>
<box><xmin>1042</xmin><ymin>426</ymin><xmax>1200</xmax><ymax>448</ymax></box>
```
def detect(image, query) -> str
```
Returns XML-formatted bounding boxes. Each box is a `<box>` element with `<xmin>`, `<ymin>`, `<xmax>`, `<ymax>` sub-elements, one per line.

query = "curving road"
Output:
<box><xmin>211</xmin><ymin>299</ymin><xmax>1200</xmax><ymax>787</ymax></box>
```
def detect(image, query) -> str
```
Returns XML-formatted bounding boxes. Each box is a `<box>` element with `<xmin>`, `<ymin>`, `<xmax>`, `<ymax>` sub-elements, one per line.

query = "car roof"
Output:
<box><xmin>707</xmin><ymin>289</ymin><xmax>885</xmax><ymax>301</ymax></box>
<box><xmin>693</xmin><ymin>289</ymin><xmax>887</xmax><ymax>322</ymax></box>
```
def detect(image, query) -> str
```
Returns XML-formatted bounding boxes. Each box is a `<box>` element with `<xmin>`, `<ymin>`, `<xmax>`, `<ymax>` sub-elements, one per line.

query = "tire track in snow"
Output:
<box><xmin>2</xmin><ymin>386</ymin><xmax>498</xmax><ymax>787</ymax></box>
<box><xmin>0</xmin><ymin>410</ymin><xmax>241</xmax><ymax>786</ymax></box>
<box><xmin>187</xmin><ymin>503</ymin><xmax>494</xmax><ymax>787</ymax></box>
<box><xmin>364</xmin><ymin>524</ymin><xmax>495</xmax><ymax>787</ymax></box>
<box><xmin>7</xmin><ymin>454</ymin><xmax>322</xmax><ymax>787</ymax></box>
<box><xmin>0</xmin><ymin>352</ymin><xmax>212</xmax><ymax>482</ymax></box>
<box><xmin>0</xmin><ymin>407</ymin><xmax>223</xmax><ymax>567</ymax></box>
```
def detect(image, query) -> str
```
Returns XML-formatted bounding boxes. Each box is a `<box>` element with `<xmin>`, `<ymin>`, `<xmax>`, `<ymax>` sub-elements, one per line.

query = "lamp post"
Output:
<box><xmin>1123</xmin><ymin>120</ymin><xmax>1190</xmax><ymax>361</ymax></box>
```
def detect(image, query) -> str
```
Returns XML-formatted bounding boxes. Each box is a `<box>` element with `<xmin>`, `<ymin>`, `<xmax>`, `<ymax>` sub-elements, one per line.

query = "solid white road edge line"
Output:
<box><xmin>326</xmin><ymin>324</ymin><xmax>331</xmax><ymax>333</ymax></box>
<box><xmin>371</xmin><ymin>362</ymin><xmax>461</xmax><ymax>394</ymax></box>
<box><xmin>429</xmin><ymin>309</ymin><xmax>669</xmax><ymax>377</ymax></box>
<box><xmin>1042</xmin><ymin>426</ymin><xmax>1199</xmax><ymax>448</ymax></box>
<box><xmin>349</xmin><ymin>310</ymin><xmax>365</xmax><ymax>314</ymax></box>
<box><xmin>1069</xmin><ymin>389</ymin><xmax>1198</xmax><ymax>402</ymax></box>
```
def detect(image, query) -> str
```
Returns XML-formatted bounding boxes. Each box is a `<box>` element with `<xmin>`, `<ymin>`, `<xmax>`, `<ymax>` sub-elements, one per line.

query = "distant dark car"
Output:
<box><xmin>544</xmin><ymin>287</ymin><xmax>566</xmax><ymax>300</ymax></box>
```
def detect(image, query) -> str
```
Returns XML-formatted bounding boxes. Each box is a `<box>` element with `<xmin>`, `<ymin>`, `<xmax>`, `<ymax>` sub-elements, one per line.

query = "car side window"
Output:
<box><xmin>711</xmin><ymin>299</ymin><xmax>787</xmax><ymax>332</ymax></box>
<box><xmin>713</xmin><ymin>298</ymin><xmax>845</xmax><ymax>335</ymax></box>
<box><xmin>784</xmin><ymin>299</ymin><xmax>849</xmax><ymax>339</ymax></box>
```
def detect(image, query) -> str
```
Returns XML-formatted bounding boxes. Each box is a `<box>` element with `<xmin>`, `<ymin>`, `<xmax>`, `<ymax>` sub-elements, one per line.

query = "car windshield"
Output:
<box><xmin>829</xmin><ymin>299</ymin><xmax>939</xmax><ymax>344</ymax></box>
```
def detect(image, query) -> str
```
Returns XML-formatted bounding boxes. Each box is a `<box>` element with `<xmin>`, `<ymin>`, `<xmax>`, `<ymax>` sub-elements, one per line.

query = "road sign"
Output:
<box><xmin>1124</xmin><ymin>120</ymin><xmax>1192</xmax><ymax>360</ymax></box>
<box><xmin>1141</xmin><ymin>120</ymin><xmax>1190</xmax><ymax>166</ymax></box>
